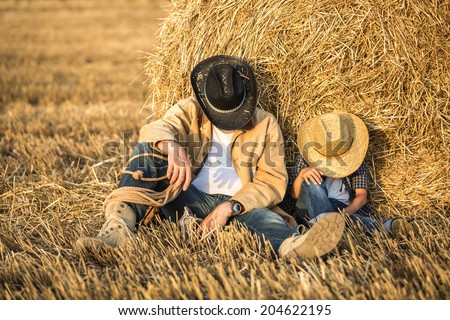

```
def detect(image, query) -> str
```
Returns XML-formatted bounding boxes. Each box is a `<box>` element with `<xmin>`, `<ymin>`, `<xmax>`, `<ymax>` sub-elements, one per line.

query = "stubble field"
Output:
<box><xmin>0</xmin><ymin>0</ymin><xmax>449</xmax><ymax>300</ymax></box>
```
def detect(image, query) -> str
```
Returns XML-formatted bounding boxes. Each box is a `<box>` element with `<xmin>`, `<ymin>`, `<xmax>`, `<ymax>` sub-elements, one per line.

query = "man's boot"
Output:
<box><xmin>279</xmin><ymin>212</ymin><xmax>345</xmax><ymax>259</ymax></box>
<box><xmin>75</xmin><ymin>202</ymin><xmax>137</xmax><ymax>251</ymax></box>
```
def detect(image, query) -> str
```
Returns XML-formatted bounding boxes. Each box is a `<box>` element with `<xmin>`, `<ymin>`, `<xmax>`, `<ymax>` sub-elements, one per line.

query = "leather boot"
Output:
<box><xmin>75</xmin><ymin>202</ymin><xmax>137</xmax><ymax>251</ymax></box>
<box><xmin>279</xmin><ymin>212</ymin><xmax>345</xmax><ymax>259</ymax></box>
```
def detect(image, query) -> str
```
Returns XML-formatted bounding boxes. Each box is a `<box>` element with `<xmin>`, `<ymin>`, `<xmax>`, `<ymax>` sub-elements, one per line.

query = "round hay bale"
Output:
<box><xmin>144</xmin><ymin>0</ymin><xmax>449</xmax><ymax>218</ymax></box>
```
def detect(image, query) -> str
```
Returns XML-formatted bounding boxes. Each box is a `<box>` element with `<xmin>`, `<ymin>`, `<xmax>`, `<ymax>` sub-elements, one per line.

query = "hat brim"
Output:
<box><xmin>190</xmin><ymin>55</ymin><xmax>257</xmax><ymax>131</ymax></box>
<box><xmin>297</xmin><ymin>112</ymin><xmax>369</xmax><ymax>178</ymax></box>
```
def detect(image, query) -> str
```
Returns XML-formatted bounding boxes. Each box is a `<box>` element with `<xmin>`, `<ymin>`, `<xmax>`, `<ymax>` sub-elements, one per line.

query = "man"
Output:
<box><xmin>283</xmin><ymin>112</ymin><xmax>413</xmax><ymax>237</ymax></box>
<box><xmin>75</xmin><ymin>55</ymin><xmax>345</xmax><ymax>260</ymax></box>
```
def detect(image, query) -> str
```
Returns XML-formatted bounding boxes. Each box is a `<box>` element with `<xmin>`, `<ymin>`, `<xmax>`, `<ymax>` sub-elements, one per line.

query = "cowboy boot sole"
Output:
<box><xmin>285</xmin><ymin>212</ymin><xmax>345</xmax><ymax>259</ymax></box>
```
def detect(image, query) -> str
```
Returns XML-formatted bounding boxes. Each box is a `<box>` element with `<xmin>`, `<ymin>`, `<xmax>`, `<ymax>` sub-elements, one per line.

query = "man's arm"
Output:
<box><xmin>198</xmin><ymin>201</ymin><xmax>234</xmax><ymax>235</ymax></box>
<box><xmin>140</xmin><ymin>98</ymin><xmax>198</xmax><ymax>191</ymax></box>
<box><xmin>287</xmin><ymin>155</ymin><xmax>311</xmax><ymax>199</ymax></box>
<box><xmin>230</xmin><ymin>120</ymin><xmax>288</xmax><ymax>213</ymax></box>
<box><xmin>139</xmin><ymin>97</ymin><xmax>197</xmax><ymax>148</ymax></box>
<box><xmin>155</xmin><ymin>140</ymin><xmax>192</xmax><ymax>191</ymax></box>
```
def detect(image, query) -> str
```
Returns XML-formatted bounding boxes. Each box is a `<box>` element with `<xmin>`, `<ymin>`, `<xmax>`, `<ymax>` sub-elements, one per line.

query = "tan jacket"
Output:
<box><xmin>139</xmin><ymin>97</ymin><xmax>289</xmax><ymax>216</ymax></box>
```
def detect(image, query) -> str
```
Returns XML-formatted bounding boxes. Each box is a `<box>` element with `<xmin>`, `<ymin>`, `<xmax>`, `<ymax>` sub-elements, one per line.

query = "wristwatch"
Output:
<box><xmin>228</xmin><ymin>200</ymin><xmax>243</xmax><ymax>216</ymax></box>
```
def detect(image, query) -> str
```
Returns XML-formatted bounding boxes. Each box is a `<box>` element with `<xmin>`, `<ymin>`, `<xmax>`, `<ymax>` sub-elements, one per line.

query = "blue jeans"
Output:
<box><xmin>118</xmin><ymin>143</ymin><xmax>299</xmax><ymax>252</ymax></box>
<box><xmin>295</xmin><ymin>180</ymin><xmax>382</xmax><ymax>234</ymax></box>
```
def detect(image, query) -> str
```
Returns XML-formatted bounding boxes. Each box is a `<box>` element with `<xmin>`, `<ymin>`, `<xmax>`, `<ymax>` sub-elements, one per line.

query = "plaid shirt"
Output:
<box><xmin>279</xmin><ymin>154</ymin><xmax>375</xmax><ymax>216</ymax></box>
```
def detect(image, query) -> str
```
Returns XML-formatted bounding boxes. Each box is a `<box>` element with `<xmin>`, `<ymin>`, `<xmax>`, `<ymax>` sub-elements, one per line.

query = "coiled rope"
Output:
<box><xmin>103</xmin><ymin>153</ymin><xmax>181</xmax><ymax>225</ymax></box>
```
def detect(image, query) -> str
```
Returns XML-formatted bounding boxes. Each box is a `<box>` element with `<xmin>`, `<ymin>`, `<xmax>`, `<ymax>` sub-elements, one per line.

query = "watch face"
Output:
<box><xmin>232</xmin><ymin>202</ymin><xmax>241</xmax><ymax>214</ymax></box>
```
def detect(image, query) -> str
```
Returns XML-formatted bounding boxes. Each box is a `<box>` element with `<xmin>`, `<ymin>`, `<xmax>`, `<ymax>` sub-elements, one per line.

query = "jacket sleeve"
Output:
<box><xmin>139</xmin><ymin>98</ymin><xmax>196</xmax><ymax>149</ymax></box>
<box><xmin>286</xmin><ymin>154</ymin><xmax>309</xmax><ymax>198</ymax></box>
<box><xmin>231</xmin><ymin>119</ymin><xmax>288</xmax><ymax>213</ymax></box>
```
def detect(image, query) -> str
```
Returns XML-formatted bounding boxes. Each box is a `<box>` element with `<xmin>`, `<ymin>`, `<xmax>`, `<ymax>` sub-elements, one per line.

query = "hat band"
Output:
<box><xmin>204</xmin><ymin>86</ymin><xmax>247</xmax><ymax>114</ymax></box>
<box><xmin>314</xmin><ymin>136</ymin><xmax>354</xmax><ymax>157</ymax></box>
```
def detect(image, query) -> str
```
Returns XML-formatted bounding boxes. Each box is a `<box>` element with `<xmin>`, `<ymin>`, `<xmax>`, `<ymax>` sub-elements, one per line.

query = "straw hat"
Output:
<box><xmin>297</xmin><ymin>112</ymin><xmax>369</xmax><ymax>178</ymax></box>
<box><xmin>190</xmin><ymin>55</ymin><xmax>257</xmax><ymax>131</ymax></box>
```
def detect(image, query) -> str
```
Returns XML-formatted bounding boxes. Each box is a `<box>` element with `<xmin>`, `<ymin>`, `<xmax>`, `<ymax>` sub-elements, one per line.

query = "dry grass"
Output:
<box><xmin>0</xmin><ymin>0</ymin><xmax>166</xmax><ymax>106</ymax></box>
<box><xmin>0</xmin><ymin>0</ymin><xmax>449</xmax><ymax>300</ymax></box>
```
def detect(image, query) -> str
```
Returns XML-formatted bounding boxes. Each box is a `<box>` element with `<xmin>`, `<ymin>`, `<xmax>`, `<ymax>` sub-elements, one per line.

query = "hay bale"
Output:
<box><xmin>144</xmin><ymin>0</ymin><xmax>449</xmax><ymax>218</ymax></box>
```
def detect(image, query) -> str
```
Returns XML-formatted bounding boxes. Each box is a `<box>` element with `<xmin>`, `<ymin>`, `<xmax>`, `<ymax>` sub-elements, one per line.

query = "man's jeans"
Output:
<box><xmin>118</xmin><ymin>143</ymin><xmax>299</xmax><ymax>252</ymax></box>
<box><xmin>295</xmin><ymin>180</ymin><xmax>382</xmax><ymax>234</ymax></box>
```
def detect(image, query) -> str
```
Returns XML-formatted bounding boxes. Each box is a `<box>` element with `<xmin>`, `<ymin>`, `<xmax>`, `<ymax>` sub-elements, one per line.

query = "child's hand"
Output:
<box><xmin>299</xmin><ymin>167</ymin><xmax>323</xmax><ymax>185</ymax></box>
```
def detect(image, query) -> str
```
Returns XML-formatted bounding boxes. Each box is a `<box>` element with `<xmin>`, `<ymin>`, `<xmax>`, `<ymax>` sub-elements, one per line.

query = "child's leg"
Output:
<box><xmin>295</xmin><ymin>180</ymin><xmax>333</xmax><ymax>226</ymax></box>
<box><xmin>349</xmin><ymin>213</ymin><xmax>383</xmax><ymax>235</ymax></box>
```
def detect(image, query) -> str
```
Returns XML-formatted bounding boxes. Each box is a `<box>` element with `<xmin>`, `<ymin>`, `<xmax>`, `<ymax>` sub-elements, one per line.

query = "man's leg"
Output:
<box><xmin>234</xmin><ymin>208</ymin><xmax>298</xmax><ymax>252</ymax></box>
<box><xmin>160</xmin><ymin>184</ymin><xmax>218</xmax><ymax>221</ymax></box>
<box><xmin>117</xmin><ymin>142</ymin><xmax>170</xmax><ymax>222</ymax></box>
<box><xmin>75</xmin><ymin>142</ymin><xmax>172</xmax><ymax>250</ymax></box>
<box><xmin>295</xmin><ymin>180</ymin><xmax>334</xmax><ymax>226</ymax></box>
<box><xmin>234</xmin><ymin>208</ymin><xmax>345</xmax><ymax>259</ymax></box>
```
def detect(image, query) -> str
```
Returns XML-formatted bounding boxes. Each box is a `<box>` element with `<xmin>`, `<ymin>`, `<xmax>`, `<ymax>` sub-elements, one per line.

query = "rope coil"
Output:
<box><xmin>103</xmin><ymin>152</ymin><xmax>181</xmax><ymax>224</ymax></box>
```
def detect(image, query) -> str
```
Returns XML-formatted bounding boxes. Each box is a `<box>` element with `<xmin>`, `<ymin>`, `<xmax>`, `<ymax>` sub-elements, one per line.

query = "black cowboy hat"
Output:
<box><xmin>190</xmin><ymin>55</ymin><xmax>257</xmax><ymax>131</ymax></box>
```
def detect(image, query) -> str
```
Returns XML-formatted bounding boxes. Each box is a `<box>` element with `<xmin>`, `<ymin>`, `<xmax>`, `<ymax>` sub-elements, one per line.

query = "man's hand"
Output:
<box><xmin>299</xmin><ymin>167</ymin><xmax>323</xmax><ymax>185</ymax></box>
<box><xmin>156</xmin><ymin>140</ymin><xmax>192</xmax><ymax>191</ymax></box>
<box><xmin>197</xmin><ymin>201</ymin><xmax>233</xmax><ymax>236</ymax></box>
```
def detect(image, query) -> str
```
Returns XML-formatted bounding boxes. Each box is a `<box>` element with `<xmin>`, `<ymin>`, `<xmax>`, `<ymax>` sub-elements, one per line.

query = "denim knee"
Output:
<box><xmin>238</xmin><ymin>208</ymin><xmax>288</xmax><ymax>227</ymax></box>
<box><xmin>299</xmin><ymin>180</ymin><xmax>330</xmax><ymax>204</ymax></box>
<box><xmin>234</xmin><ymin>208</ymin><xmax>298</xmax><ymax>252</ymax></box>
<box><xmin>119</xmin><ymin>142</ymin><xmax>168</xmax><ymax>190</ymax></box>
<box><xmin>301</xmin><ymin>180</ymin><xmax>327</xmax><ymax>195</ymax></box>
<box><xmin>130</xmin><ymin>142</ymin><xmax>146</xmax><ymax>154</ymax></box>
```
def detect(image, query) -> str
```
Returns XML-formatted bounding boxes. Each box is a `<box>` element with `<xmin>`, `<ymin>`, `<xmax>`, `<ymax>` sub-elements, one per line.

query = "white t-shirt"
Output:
<box><xmin>325</xmin><ymin>177</ymin><xmax>350</xmax><ymax>205</ymax></box>
<box><xmin>191</xmin><ymin>125</ymin><xmax>243</xmax><ymax>196</ymax></box>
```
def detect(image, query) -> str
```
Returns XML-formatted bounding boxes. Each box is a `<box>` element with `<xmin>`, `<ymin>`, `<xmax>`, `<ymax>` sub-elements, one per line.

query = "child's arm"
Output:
<box><xmin>342</xmin><ymin>188</ymin><xmax>367</xmax><ymax>215</ymax></box>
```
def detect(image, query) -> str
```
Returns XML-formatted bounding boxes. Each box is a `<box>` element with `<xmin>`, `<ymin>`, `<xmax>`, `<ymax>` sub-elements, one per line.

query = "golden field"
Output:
<box><xmin>0</xmin><ymin>0</ymin><xmax>449</xmax><ymax>300</ymax></box>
